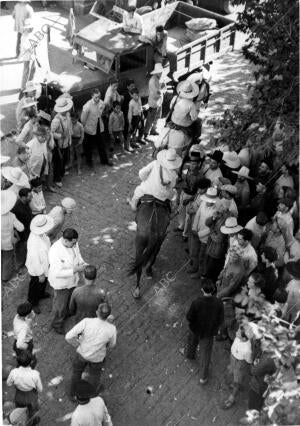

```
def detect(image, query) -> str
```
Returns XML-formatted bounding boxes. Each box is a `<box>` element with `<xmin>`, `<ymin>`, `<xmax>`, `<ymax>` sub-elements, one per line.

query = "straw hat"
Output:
<box><xmin>0</xmin><ymin>155</ymin><xmax>10</xmax><ymax>164</ymax></box>
<box><xmin>30</xmin><ymin>214</ymin><xmax>55</xmax><ymax>235</ymax></box>
<box><xmin>1</xmin><ymin>190</ymin><xmax>17</xmax><ymax>215</ymax></box>
<box><xmin>200</xmin><ymin>187</ymin><xmax>218</xmax><ymax>203</ymax></box>
<box><xmin>21</xmin><ymin>97</ymin><xmax>37</xmax><ymax>109</ymax></box>
<box><xmin>187</xmin><ymin>72</ymin><xmax>203</xmax><ymax>84</ymax></box>
<box><xmin>1</xmin><ymin>167</ymin><xmax>30</xmax><ymax>188</ymax></box>
<box><xmin>150</xmin><ymin>63</ymin><xmax>163</xmax><ymax>75</ymax></box>
<box><xmin>232</xmin><ymin>166</ymin><xmax>253</xmax><ymax>180</ymax></box>
<box><xmin>176</xmin><ymin>80</ymin><xmax>199</xmax><ymax>99</ymax></box>
<box><xmin>220</xmin><ymin>184</ymin><xmax>237</xmax><ymax>196</ymax></box>
<box><xmin>54</xmin><ymin>97</ymin><xmax>73</xmax><ymax>113</ymax></box>
<box><xmin>223</xmin><ymin>151</ymin><xmax>241</xmax><ymax>169</ymax></box>
<box><xmin>157</xmin><ymin>148</ymin><xmax>182</xmax><ymax>170</ymax></box>
<box><xmin>61</xmin><ymin>197</ymin><xmax>76</xmax><ymax>210</ymax></box>
<box><xmin>220</xmin><ymin>217</ymin><xmax>243</xmax><ymax>234</ymax></box>
<box><xmin>8</xmin><ymin>407</ymin><xmax>28</xmax><ymax>425</ymax></box>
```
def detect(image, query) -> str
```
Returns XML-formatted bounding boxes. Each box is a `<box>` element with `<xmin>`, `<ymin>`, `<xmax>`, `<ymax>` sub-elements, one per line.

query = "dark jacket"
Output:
<box><xmin>186</xmin><ymin>295</ymin><xmax>224</xmax><ymax>338</ymax></box>
<box><xmin>250</xmin><ymin>355</ymin><xmax>276</xmax><ymax>395</ymax></box>
<box><xmin>11</xmin><ymin>199</ymin><xmax>33</xmax><ymax>242</ymax></box>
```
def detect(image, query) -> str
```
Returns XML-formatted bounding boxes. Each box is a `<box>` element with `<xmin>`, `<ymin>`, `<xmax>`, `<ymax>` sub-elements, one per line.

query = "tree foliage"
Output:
<box><xmin>210</xmin><ymin>0</ymin><xmax>299</xmax><ymax>164</ymax></box>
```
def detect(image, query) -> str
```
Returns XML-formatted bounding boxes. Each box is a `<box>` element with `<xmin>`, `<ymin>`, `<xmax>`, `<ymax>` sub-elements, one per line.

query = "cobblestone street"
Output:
<box><xmin>1</xmin><ymin>6</ymin><xmax>255</xmax><ymax>425</ymax></box>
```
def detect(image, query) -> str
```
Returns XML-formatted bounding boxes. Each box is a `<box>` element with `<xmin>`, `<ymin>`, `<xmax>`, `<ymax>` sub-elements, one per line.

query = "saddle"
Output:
<box><xmin>137</xmin><ymin>195</ymin><xmax>171</xmax><ymax>213</ymax></box>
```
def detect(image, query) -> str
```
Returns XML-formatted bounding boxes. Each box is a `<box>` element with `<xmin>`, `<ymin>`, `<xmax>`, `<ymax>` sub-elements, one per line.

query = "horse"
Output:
<box><xmin>128</xmin><ymin>195</ymin><xmax>171</xmax><ymax>299</ymax></box>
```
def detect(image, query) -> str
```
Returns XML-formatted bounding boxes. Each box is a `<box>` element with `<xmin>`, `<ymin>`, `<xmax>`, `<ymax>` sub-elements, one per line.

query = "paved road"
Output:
<box><xmin>1</xmin><ymin>5</ymin><xmax>255</xmax><ymax>426</ymax></box>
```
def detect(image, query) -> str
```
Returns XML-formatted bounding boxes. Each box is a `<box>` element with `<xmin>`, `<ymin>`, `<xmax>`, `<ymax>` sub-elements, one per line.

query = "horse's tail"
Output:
<box><xmin>128</xmin><ymin>237</ymin><xmax>158</xmax><ymax>276</ymax></box>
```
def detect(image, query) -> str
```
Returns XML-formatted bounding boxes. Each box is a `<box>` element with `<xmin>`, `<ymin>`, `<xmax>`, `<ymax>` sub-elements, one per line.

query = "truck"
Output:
<box><xmin>45</xmin><ymin>1</ymin><xmax>235</xmax><ymax>106</ymax></box>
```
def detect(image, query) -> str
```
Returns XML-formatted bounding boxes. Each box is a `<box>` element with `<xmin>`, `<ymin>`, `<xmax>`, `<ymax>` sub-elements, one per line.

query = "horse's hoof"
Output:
<box><xmin>132</xmin><ymin>288</ymin><xmax>141</xmax><ymax>299</ymax></box>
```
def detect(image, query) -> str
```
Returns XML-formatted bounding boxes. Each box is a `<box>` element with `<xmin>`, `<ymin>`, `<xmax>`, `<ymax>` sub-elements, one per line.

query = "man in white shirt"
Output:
<box><xmin>66</xmin><ymin>303</ymin><xmax>117</xmax><ymax>398</ymax></box>
<box><xmin>26</xmin><ymin>214</ymin><xmax>53</xmax><ymax>314</ymax></box>
<box><xmin>12</xmin><ymin>0</ymin><xmax>34</xmax><ymax>57</ymax></box>
<box><xmin>48</xmin><ymin>228</ymin><xmax>86</xmax><ymax>334</ymax></box>
<box><xmin>71</xmin><ymin>380</ymin><xmax>112</xmax><ymax>426</ymax></box>
<box><xmin>203</xmin><ymin>150</ymin><xmax>223</xmax><ymax>187</ymax></box>
<box><xmin>144</xmin><ymin>63</ymin><xmax>165</xmax><ymax>141</ymax></box>
<box><xmin>122</xmin><ymin>6</ymin><xmax>143</xmax><ymax>34</ymax></box>
<box><xmin>19</xmin><ymin>19</ymin><xmax>37</xmax><ymax>90</ymax></box>
<box><xmin>225</xmin><ymin>228</ymin><xmax>258</xmax><ymax>277</ymax></box>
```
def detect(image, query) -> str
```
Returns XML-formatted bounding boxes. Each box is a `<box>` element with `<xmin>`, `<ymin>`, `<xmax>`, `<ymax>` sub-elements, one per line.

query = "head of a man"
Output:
<box><xmin>261</xmin><ymin>246</ymin><xmax>277</xmax><ymax>265</ymax></box>
<box><xmin>17</xmin><ymin>146</ymin><xmax>29</xmax><ymax>162</ymax></box>
<box><xmin>92</xmin><ymin>89</ymin><xmax>101</xmax><ymax>104</ymax></box>
<box><xmin>17</xmin><ymin>302</ymin><xmax>34</xmax><ymax>321</ymax></box>
<box><xmin>109</xmin><ymin>78</ymin><xmax>118</xmax><ymax>91</ymax></box>
<box><xmin>237</xmin><ymin>228</ymin><xmax>252</xmax><ymax>249</ymax></box>
<box><xmin>128</xmin><ymin>5</ymin><xmax>136</xmax><ymax>17</ymax></box>
<box><xmin>126</xmin><ymin>79</ymin><xmax>135</xmax><ymax>92</ymax></box>
<box><xmin>256</xmin><ymin>211</ymin><xmax>268</xmax><ymax>227</ymax></box>
<box><xmin>84</xmin><ymin>265</ymin><xmax>97</xmax><ymax>283</ymax></box>
<box><xmin>131</xmin><ymin>88</ymin><xmax>139</xmax><ymax>102</ymax></box>
<box><xmin>17</xmin><ymin>351</ymin><xmax>33</xmax><ymax>368</ymax></box>
<box><xmin>96</xmin><ymin>302</ymin><xmax>111</xmax><ymax>320</ymax></box>
<box><xmin>256</xmin><ymin>182</ymin><xmax>266</xmax><ymax>194</ymax></box>
<box><xmin>197</xmin><ymin>178</ymin><xmax>211</xmax><ymax>195</ymax></box>
<box><xmin>62</xmin><ymin>228</ymin><xmax>78</xmax><ymax>248</ymax></box>
<box><xmin>19</xmin><ymin>187</ymin><xmax>32</xmax><ymax>204</ymax></box>
<box><xmin>156</xmin><ymin>25</ymin><xmax>164</xmax><ymax>41</ymax></box>
<box><xmin>30</xmin><ymin>177</ymin><xmax>43</xmax><ymax>193</ymax></box>
<box><xmin>277</xmin><ymin>197</ymin><xmax>293</xmax><ymax>213</ymax></box>
<box><xmin>201</xmin><ymin>278</ymin><xmax>215</xmax><ymax>296</ymax></box>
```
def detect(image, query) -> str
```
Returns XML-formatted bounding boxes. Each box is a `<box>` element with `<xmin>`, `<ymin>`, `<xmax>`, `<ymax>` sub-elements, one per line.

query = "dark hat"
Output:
<box><xmin>189</xmin><ymin>151</ymin><xmax>201</xmax><ymax>161</ymax></box>
<box><xmin>286</xmin><ymin>260</ymin><xmax>300</xmax><ymax>279</ymax></box>
<box><xmin>197</xmin><ymin>178</ymin><xmax>211</xmax><ymax>190</ymax></box>
<box><xmin>74</xmin><ymin>380</ymin><xmax>96</xmax><ymax>401</ymax></box>
<box><xmin>208</xmin><ymin>150</ymin><xmax>223</xmax><ymax>163</ymax></box>
<box><xmin>279</xmin><ymin>197</ymin><xmax>294</xmax><ymax>209</ymax></box>
<box><xmin>263</xmin><ymin>246</ymin><xmax>278</xmax><ymax>263</ymax></box>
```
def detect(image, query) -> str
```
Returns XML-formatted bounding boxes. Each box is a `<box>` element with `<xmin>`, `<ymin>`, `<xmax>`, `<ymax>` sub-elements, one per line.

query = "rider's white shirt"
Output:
<box><xmin>171</xmin><ymin>97</ymin><xmax>198</xmax><ymax>127</ymax></box>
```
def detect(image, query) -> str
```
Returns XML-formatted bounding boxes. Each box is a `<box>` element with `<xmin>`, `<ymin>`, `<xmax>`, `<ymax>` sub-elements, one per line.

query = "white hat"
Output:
<box><xmin>1</xmin><ymin>190</ymin><xmax>17</xmax><ymax>215</ymax></box>
<box><xmin>21</xmin><ymin>97</ymin><xmax>37</xmax><ymax>109</ymax></box>
<box><xmin>23</xmin><ymin>80</ymin><xmax>39</xmax><ymax>93</ymax></box>
<box><xmin>150</xmin><ymin>63</ymin><xmax>163</xmax><ymax>75</ymax></box>
<box><xmin>1</xmin><ymin>167</ymin><xmax>30</xmax><ymax>188</ymax></box>
<box><xmin>0</xmin><ymin>154</ymin><xmax>10</xmax><ymax>164</ymax></box>
<box><xmin>157</xmin><ymin>148</ymin><xmax>182</xmax><ymax>170</ymax></box>
<box><xmin>187</xmin><ymin>72</ymin><xmax>203</xmax><ymax>84</ymax></box>
<box><xmin>176</xmin><ymin>80</ymin><xmax>199</xmax><ymax>99</ymax></box>
<box><xmin>200</xmin><ymin>187</ymin><xmax>218</xmax><ymax>203</ymax></box>
<box><xmin>223</xmin><ymin>151</ymin><xmax>241</xmax><ymax>169</ymax></box>
<box><xmin>61</xmin><ymin>197</ymin><xmax>76</xmax><ymax>210</ymax></box>
<box><xmin>9</xmin><ymin>407</ymin><xmax>28</xmax><ymax>425</ymax></box>
<box><xmin>220</xmin><ymin>217</ymin><xmax>243</xmax><ymax>234</ymax></box>
<box><xmin>54</xmin><ymin>97</ymin><xmax>73</xmax><ymax>113</ymax></box>
<box><xmin>30</xmin><ymin>214</ymin><xmax>55</xmax><ymax>235</ymax></box>
<box><xmin>232</xmin><ymin>166</ymin><xmax>253</xmax><ymax>180</ymax></box>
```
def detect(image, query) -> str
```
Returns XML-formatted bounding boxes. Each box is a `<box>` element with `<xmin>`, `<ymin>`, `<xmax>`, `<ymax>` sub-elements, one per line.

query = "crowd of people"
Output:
<box><xmin>1</xmin><ymin>2</ymin><xmax>299</xmax><ymax>426</ymax></box>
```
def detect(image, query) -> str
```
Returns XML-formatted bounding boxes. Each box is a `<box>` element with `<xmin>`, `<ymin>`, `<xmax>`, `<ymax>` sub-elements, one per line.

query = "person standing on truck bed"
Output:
<box><xmin>81</xmin><ymin>89</ymin><xmax>113</xmax><ymax>168</ymax></box>
<box><xmin>143</xmin><ymin>25</ymin><xmax>177</xmax><ymax>80</ymax></box>
<box><xmin>122</xmin><ymin>5</ymin><xmax>143</xmax><ymax>34</ymax></box>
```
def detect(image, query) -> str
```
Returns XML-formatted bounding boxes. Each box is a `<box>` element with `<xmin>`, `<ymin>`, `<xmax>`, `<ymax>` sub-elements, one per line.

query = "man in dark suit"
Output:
<box><xmin>186</xmin><ymin>279</ymin><xmax>224</xmax><ymax>384</ymax></box>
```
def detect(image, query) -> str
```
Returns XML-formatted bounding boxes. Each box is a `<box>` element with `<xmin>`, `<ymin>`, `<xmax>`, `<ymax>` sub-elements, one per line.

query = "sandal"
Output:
<box><xmin>223</xmin><ymin>395</ymin><xmax>235</xmax><ymax>409</ymax></box>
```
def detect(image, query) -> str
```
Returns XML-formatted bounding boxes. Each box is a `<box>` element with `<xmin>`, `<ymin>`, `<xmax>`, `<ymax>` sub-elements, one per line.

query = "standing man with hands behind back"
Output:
<box><xmin>48</xmin><ymin>228</ymin><xmax>86</xmax><ymax>334</ymax></box>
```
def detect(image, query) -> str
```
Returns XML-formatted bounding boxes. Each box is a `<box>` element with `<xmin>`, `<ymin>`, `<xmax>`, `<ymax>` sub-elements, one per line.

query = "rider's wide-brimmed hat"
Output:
<box><xmin>220</xmin><ymin>217</ymin><xmax>243</xmax><ymax>234</ymax></box>
<box><xmin>23</xmin><ymin>80</ymin><xmax>40</xmax><ymax>93</ymax></box>
<box><xmin>1</xmin><ymin>167</ymin><xmax>30</xmax><ymax>188</ymax></box>
<box><xmin>157</xmin><ymin>148</ymin><xmax>182</xmax><ymax>170</ymax></box>
<box><xmin>200</xmin><ymin>187</ymin><xmax>218</xmax><ymax>203</ymax></box>
<box><xmin>187</xmin><ymin>72</ymin><xmax>203</xmax><ymax>84</ymax></box>
<box><xmin>30</xmin><ymin>214</ymin><xmax>54</xmax><ymax>235</ymax></box>
<box><xmin>1</xmin><ymin>190</ymin><xmax>17</xmax><ymax>215</ymax></box>
<box><xmin>223</xmin><ymin>151</ymin><xmax>241</xmax><ymax>169</ymax></box>
<box><xmin>232</xmin><ymin>166</ymin><xmax>253</xmax><ymax>180</ymax></box>
<box><xmin>176</xmin><ymin>80</ymin><xmax>199</xmax><ymax>99</ymax></box>
<box><xmin>21</xmin><ymin>97</ymin><xmax>37</xmax><ymax>109</ymax></box>
<box><xmin>54</xmin><ymin>97</ymin><xmax>73</xmax><ymax>113</ymax></box>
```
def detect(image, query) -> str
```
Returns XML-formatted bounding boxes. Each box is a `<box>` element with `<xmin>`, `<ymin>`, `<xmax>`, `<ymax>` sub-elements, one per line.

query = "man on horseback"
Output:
<box><xmin>127</xmin><ymin>148</ymin><xmax>182</xmax><ymax>212</ymax></box>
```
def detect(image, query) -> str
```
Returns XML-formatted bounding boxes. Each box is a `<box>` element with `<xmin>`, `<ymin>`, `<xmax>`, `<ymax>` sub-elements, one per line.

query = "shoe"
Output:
<box><xmin>64</xmin><ymin>171</ymin><xmax>70</xmax><ymax>176</ymax></box>
<box><xmin>33</xmin><ymin>306</ymin><xmax>41</xmax><ymax>315</ymax></box>
<box><xmin>173</xmin><ymin>227</ymin><xmax>183</xmax><ymax>233</ymax></box>
<box><xmin>131</xmin><ymin>143</ymin><xmax>139</xmax><ymax>149</ymax></box>
<box><xmin>190</xmin><ymin>272</ymin><xmax>201</xmax><ymax>279</ymax></box>
<box><xmin>44</xmin><ymin>185</ymin><xmax>57</xmax><ymax>193</ymax></box>
<box><xmin>107</xmin><ymin>161</ymin><xmax>114</xmax><ymax>167</ymax></box>
<box><xmin>182</xmin><ymin>236</ymin><xmax>188</xmax><ymax>242</ymax></box>
<box><xmin>125</xmin><ymin>147</ymin><xmax>134</xmax><ymax>153</ymax></box>
<box><xmin>55</xmin><ymin>182</ymin><xmax>62</xmax><ymax>188</ymax></box>
<box><xmin>150</xmin><ymin>129</ymin><xmax>159</xmax><ymax>136</ymax></box>
<box><xmin>137</xmin><ymin>139</ymin><xmax>146</xmax><ymax>145</ymax></box>
<box><xmin>40</xmin><ymin>292</ymin><xmax>51</xmax><ymax>299</ymax></box>
<box><xmin>199</xmin><ymin>378</ymin><xmax>208</xmax><ymax>385</ymax></box>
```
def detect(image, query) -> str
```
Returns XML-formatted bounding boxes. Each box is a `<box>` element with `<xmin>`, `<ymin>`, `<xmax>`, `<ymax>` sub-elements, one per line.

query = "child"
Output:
<box><xmin>70</xmin><ymin>111</ymin><xmax>84</xmax><ymax>175</ymax></box>
<box><xmin>7</xmin><ymin>351</ymin><xmax>43</xmax><ymax>426</ymax></box>
<box><xmin>127</xmin><ymin>88</ymin><xmax>144</xmax><ymax>149</ymax></box>
<box><xmin>223</xmin><ymin>324</ymin><xmax>252</xmax><ymax>409</ymax></box>
<box><xmin>12</xmin><ymin>146</ymin><xmax>31</xmax><ymax>178</ymax></box>
<box><xmin>13</xmin><ymin>302</ymin><xmax>35</xmax><ymax>357</ymax></box>
<box><xmin>29</xmin><ymin>178</ymin><xmax>46</xmax><ymax>216</ymax></box>
<box><xmin>109</xmin><ymin>101</ymin><xmax>129</xmax><ymax>153</ymax></box>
